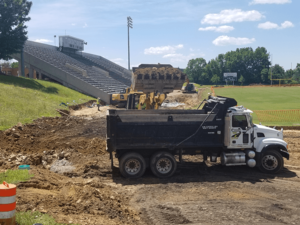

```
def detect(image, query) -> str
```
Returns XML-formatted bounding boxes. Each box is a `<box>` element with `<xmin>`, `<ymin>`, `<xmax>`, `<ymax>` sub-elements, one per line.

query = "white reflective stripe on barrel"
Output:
<box><xmin>0</xmin><ymin>210</ymin><xmax>16</xmax><ymax>219</ymax></box>
<box><xmin>0</xmin><ymin>196</ymin><xmax>16</xmax><ymax>205</ymax></box>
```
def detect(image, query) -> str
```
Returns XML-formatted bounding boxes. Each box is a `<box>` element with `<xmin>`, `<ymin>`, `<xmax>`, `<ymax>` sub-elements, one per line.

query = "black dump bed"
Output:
<box><xmin>106</xmin><ymin>96</ymin><xmax>237</xmax><ymax>153</ymax></box>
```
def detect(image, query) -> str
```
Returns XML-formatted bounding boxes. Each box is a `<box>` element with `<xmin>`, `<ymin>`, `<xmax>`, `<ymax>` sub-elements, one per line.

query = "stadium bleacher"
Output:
<box><xmin>13</xmin><ymin>40</ymin><xmax>132</xmax><ymax>103</ymax></box>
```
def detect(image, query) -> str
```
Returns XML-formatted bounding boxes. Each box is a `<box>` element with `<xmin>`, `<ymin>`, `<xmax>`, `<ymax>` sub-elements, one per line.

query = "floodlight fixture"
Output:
<box><xmin>54</xmin><ymin>35</ymin><xmax>57</xmax><ymax>46</ymax></box>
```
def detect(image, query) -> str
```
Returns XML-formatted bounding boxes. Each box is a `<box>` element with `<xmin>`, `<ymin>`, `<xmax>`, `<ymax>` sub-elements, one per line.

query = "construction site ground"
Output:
<box><xmin>0</xmin><ymin>93</ymin><xmax>300</xmax><ymax>225</ymax></box>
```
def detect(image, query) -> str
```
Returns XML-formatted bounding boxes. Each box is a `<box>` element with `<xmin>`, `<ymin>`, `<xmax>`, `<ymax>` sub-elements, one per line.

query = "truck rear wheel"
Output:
<box><xmin>259</xmin><ymin>150</ymin><xmax>283</xmax><ymax>174</ymax></box>
<box><xmin>150</xmin><ymin>151</ymin><xmax>177</xmax><ymax>178</ymax></box>
<box><xmin>119</xmin><ymin>152</ymin><xmax>146</xmax><ymax>178</ymax></box>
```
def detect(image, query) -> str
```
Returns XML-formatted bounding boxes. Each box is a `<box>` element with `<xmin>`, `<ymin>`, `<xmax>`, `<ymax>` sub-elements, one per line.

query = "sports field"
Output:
<box><xmin>214</xmin><ymin>86</ymin><xmax>300</xmax><ymax>110</ymax></box>
<box><xmin>214</xmin><ymin>86</ymin><xmax>300</xmax><ymax>126</ymax></box>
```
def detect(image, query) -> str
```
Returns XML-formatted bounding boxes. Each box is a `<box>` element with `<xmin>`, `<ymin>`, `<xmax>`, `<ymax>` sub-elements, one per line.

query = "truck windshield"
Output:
<box><xmin>120</xmin><ymin>89</ymin><xmax>126</xmax><ymax>94</ymax></box>
<box><xmin>232</xmin><ymin>115</ymin><xmax>248</xmax><ymax>130</ymax></box>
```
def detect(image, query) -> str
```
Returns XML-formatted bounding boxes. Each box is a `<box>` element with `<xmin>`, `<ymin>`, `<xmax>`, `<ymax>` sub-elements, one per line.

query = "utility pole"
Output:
<box><xmin>127</xmin><ymin>16</ymin><xmax>132</xmax><ymax>71</ymax></box>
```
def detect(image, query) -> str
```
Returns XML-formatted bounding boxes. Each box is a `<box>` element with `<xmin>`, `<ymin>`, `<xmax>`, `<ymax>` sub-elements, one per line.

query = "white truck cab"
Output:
<box><xmin>223</xmin><ymin>105</ymin><xmax>288</xmax><ymax>173</ymax></box>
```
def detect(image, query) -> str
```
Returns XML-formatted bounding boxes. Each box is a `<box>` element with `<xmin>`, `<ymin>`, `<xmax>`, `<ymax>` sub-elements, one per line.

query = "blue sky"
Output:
<box><xmin>25</xmin><ymin>0</ymin><xmax>299</xmax><ymax>70</ymax></box>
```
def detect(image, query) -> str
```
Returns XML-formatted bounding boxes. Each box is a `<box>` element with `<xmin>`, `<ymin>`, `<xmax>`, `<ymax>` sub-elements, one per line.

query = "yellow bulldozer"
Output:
<box><xmin>111</xmin><ymin>64</ymin><xmax>186</xmax><ymax>110</ymax></box>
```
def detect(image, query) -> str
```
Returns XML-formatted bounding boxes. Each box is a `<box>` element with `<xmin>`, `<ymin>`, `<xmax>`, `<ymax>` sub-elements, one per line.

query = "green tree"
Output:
<box><xmin>238</xmin><ymin>75</ymin><xmax>245</xmax><ymax>85</ymax></box>
<box><xmin>211</xmin><ymin>74</ymin><xmax>220</xmax><ymax>85</ymax></box>
<box><xmin>224</xmin><ymin>47</ymin><xmax>271</xmax><ymax>84</ymax></box>
<box><xmin>11</xmin><ymin>62</ymin><xmax>19</xmax><ymax>68</ymax></box>
<box><xmin>205</xmin><ymin>55</ymin><xmax>224</xmax><ymax>85</ymax></box>
<box><xmin>185</xmin><ymin>46</ymin><xmax>271</xmax><ymax>85</ymax></box>
<box><xmin>269</xmin><ymin>64</ymin><xmax>285</xmax><ymax>84</ymax></box>
<box><xmin>261</xmin><ymin>68</ymin><xmax>269</xmax><ymax>83</ymax></box>
<box><xmin>292</xmin><ymin>63</ymin><xmax>300</xmax><ymax>83</ymax></box>
<box><xmin>0</xmin><ymin>0</ymin><xmax>32</xmax><ymax>60</ymax></box>
<box><xmin>185</xmin><ymin>58</ymin><xmax>207</xmax><ymax>84</ymax></box>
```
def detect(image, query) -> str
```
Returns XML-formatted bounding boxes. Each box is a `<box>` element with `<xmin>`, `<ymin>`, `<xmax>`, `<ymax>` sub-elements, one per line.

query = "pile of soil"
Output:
<box><xmin>0</xmin><ymin>107</ymin><xmax>141</xmax><ymax>224</ymax></box>
<box><xmin>16</xmin><ymin>168</ymin><xmax>140</xmax><ymax>225</ymax></box>
<box><xmin>134</xmin><ymin>66</ymin><xmax>184</xmax><ymax>77</ymax></box>
<box><xmin>163</xmin><ymin>88</ymin><xmax>207</xmax><ymax>109</ymax></box>
<box><xmin>0</xmin><ymin>116</ymin><xmax>106</xmax><ymax>155</ymax></box>
<box><xmin>69</xmin><ymin>100</ymin><xmax>96</xmax><ymax>111</ymax></box>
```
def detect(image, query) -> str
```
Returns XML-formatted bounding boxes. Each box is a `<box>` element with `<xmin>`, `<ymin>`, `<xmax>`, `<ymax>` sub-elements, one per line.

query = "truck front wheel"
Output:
<box><xmin>259</xmin><ymin>150</ymin><xmax>284</xmax><ymax>174</ymax></box>
<box><xmin>119</xmin><ymin>152</ymin><xmax>146</xmax><ymax>178</ymax></box>
<box><xmin>150</xmin><ymin>151</ymin><xmax>177</xmax><ymax>178</ymax></box>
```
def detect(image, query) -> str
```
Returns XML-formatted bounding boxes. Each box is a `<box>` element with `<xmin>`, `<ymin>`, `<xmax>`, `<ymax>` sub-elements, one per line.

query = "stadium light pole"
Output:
<box><xmin>127</xmin><ymin>16</ymin><xmax>133</xmax><ymax>71</ymax></box>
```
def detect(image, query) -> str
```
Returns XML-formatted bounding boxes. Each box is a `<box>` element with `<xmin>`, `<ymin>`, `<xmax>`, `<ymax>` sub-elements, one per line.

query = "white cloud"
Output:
<box><xmin>83</xmin><ymin>23</ymin><xmax>88</xmax><ymax>28</ymax></box>
<box><xmin>201</xmin><ymin>9</ymin><xmax>264</xmax><ymax>25</ymax></box>
<box><xmin>163</xmin><ymin>53</ymin><xmax>196</xmax><ymax>62</ymax></box>
<box><xmin>258</xmin><ymin>21</ymin><xmax>294</xmax><ymax>29</ymax></box>
<box><xmin>144</xmin><ymin>44</ymin><xmax>183</xmax><ymax>55</ymax></box>
<box><xmin>35</xmin><ymin>39</ymin><xmax>53</xmax><ymax>43</ymax></box>
<box><xmin>250</xmin><ymin>0</ymin><xmax>291</xmax><ymax>5</ymax></box>
<box><xmin>198</xmin><ymin>26</ymin><xmax>217</xmax><ymax>31</ymax></box>
<box><xmin>258</xmin><ymin>21</ymin><xmax>279</xmax><ymax>29</ymax></box>
<box><xmin>199</xmin><ymin>25</ymin><xmax>234</xmax><ymax>33</ymax></box>
<box><xmin>212</xmin><ymin>36</ymin><xmax>255</xmax><ymax>46</ymax></box>
<box><xmin>281</xmin><ymin>21</ymin><xmax>294</xmax><ymax>29</ymax></box>
<box><xmin>71</xmin><ymin>23</ymin><xmax>76</xmax><ymax>26</ymax></box>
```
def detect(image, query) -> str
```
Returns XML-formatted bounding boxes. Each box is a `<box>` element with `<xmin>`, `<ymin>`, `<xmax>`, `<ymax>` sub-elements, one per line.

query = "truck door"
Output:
<box><xmin>230</xmin><ymin>115</ymin><xmax>253</xmax><ymax>148</ymax></box>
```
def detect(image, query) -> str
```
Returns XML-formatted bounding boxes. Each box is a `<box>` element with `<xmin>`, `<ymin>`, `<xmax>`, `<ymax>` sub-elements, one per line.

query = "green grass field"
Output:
<box><xmin>214</xmin><ymin>86</ymin><xmax>300</xmax><ymax>126</ymax></box>
<box><xmin>0</xmin><ymin>169</ymin><xmax>34</xmax><ymax>184</ymax></box>
<box><xmin>16</xmin><ymin>211</ymin><xmax>79</xmax><ymax>225</ymax></box>
<box><xmin>0</xmin><ymin>75</ymin><xmax>94</xmax><ymax>130</ymax></box>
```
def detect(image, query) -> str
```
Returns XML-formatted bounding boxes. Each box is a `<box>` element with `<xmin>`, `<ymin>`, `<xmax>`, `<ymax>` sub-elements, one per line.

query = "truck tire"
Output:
<box><xmin>258</xmin><ymin>150</ymin><xmax>284</xmax><ymax>174</ymax></box>
<box><xmin>119</xmin><ymin>152</ymin><xmax>146</xmax><ymax>178</ymax></box>
<box><xmin>150</xmin><ymin>151</ymin><xmax>177</xmax><ymax>178</ymax></box>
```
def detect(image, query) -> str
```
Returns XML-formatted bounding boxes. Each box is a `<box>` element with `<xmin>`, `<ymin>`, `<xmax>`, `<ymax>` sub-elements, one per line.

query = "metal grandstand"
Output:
<box><xmin>12</xmin><ymin>37</ymin><xmax>132</xmax><ymax>104</ymax></box>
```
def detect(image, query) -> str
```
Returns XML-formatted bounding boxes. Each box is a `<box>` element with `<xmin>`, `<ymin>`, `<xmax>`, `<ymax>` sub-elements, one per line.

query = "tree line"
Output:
<box><xmin>0</xmin><ymin>0</ymin><xmax>32</xmax><ymax>60</ymax></box>
<box><xmin>0</xmin><ymin>61</ymin><xmax>19</xmax><ymax>69</ymax></box>
<box><xmin>184</xmin><ymin>47</ymin><xmax>300</xmax><ymax>85</ymax></box>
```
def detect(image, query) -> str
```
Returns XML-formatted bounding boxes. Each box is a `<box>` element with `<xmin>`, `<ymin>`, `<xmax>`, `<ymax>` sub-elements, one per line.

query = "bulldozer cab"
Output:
<box><xmin>120</xmin><ymin>88</ymin><xmax>127</xmax><ymax>94</ymax></box>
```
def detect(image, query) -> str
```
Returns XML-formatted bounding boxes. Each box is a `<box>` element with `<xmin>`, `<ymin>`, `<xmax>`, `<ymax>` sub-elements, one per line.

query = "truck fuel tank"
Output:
<box><xmin>221</xmin><ymin>152</ymin><xmax>246</xmax><ymax>166</ymax></box>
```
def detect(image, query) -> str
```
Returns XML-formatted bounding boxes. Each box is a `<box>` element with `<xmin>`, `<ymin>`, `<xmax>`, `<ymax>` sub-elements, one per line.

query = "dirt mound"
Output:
<box><xmin>134</xmin><ymin>66</ymin><xmax>184</xmax><ymax>77</ymax></box>
<box><xmin>69</xmin><ymin>100</ymin><xmax>96</xmax><ymax>111</ymax></box>
<box><xmin>163</xmin><ymin>88</ymin><xmax>207</xmax><ymax>109</ymax></box>
<box><xmin>0</xmin><ymin>116</ymin><xmax>106</xmax><ymax>155</ymax></box>
<box><xmin>16</xmin><ymin>168</ymin><xmax>140</xmax><ymax>225</ymax></box>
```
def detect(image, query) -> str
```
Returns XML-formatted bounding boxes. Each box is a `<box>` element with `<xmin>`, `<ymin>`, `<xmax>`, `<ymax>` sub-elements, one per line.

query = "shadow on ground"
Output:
<box><xmin>0</xmin><ymin>74</ymin><xmax>58</xmax><ymax>94</ymax></box>
<box><xmin>107</xmin><ymin>163</ymin><xmax>298</xmax><ymax>186</ymax></box>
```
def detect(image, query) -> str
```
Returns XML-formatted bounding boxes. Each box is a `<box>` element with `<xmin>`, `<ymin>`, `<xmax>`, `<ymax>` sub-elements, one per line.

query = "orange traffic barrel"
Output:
<box><xmin>0</xmin><ymin>182</ymin><xmax>16</xmax><ymax>225</ymax></box>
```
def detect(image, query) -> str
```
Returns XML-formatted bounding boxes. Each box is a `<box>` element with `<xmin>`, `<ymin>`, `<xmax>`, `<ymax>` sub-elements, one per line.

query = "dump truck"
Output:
<box><xmin>106</xmin><ymin>95</ymin><xmax>289</xmax><ymax>178</ymax></box>
<box><xmin>111</xmin><ymin>64</ymin><xmax>186</xmax><ymax>109</ymax></box>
